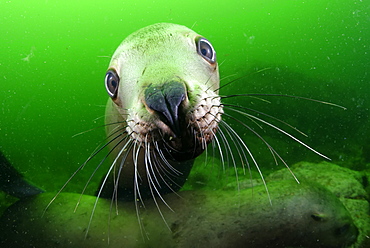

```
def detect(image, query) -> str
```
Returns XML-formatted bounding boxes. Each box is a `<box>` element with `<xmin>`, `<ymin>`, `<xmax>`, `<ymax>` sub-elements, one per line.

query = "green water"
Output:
<box><xmin>1</xmin><ymin>0</ymin><xmax>369</xmax><ymax>194</ymax></box>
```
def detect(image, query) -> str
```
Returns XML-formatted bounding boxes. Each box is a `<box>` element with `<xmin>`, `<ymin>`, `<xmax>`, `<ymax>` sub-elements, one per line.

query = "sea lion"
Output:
<box><xmin>0</xmin><ymin>180</ymin><xmax>358</xmax><ymax>247</ymax></box>
<box><xmin>0</xmin><ymin>151</ymin><xmax>44</xmax><ymax>199</ymax></box>
<box><xmin>98</xmin><ymin>23</ymin><xmax>222</xmax><ymax>201</ymax></box>
<box><xmin>1</xmin><ymin>23</ymin><xmax>359</xmax><ymax>247</ymax></box>
<box><xmin>65</xmin><ymin>23</ymin><xmax>331</xmax><ymax>203</ymax></box>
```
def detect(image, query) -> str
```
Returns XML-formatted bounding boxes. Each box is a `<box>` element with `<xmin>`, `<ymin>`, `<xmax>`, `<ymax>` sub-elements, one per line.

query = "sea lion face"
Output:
<box><xmin>105</xmin><ymin>23</ymin><xmax>222</xmax><ymax>161</ymax></box>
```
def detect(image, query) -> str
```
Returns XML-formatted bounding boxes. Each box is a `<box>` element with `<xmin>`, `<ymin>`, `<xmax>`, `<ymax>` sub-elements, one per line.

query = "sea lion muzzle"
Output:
<box><xmin>144</xmin><ymin>80</ymin><xmax>186</xmax><ymax>138</ymax></box>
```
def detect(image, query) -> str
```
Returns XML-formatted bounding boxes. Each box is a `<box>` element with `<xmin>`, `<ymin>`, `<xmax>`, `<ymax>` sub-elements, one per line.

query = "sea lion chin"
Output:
<box><xmin>100</xmin><ymin>23</ymin><xmax>223</xmax><ymax>200</ymax></box>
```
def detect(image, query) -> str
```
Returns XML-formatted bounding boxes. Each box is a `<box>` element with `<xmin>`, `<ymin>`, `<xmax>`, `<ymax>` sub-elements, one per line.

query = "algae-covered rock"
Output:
<box><xmin>266</xmin><ymin>161</ymin><xmax>366</xmax><ymax>198</ymax></box>
<box><xmin>0</xmin><ymin>180</ymin><xmax>357</xmax><ymax>248</ymax></box>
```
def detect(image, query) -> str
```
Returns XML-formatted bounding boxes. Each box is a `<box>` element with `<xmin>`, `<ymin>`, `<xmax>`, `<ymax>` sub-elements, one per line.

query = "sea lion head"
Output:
<box><xmin>102</xmin><ymin>23</ymin><xmax>222</xmax><ymax>199</ymax></box>
<box><xmin>105</xmin><ymin>23</ymin><xmax>221</xmax><ymax>161</ymax></box>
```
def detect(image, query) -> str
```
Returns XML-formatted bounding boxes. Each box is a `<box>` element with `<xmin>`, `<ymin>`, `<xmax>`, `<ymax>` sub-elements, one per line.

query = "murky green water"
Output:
<box><xmin>1</xmin><ymin>0</ymin><xmax>369</xmax><ymax>247</ymax></box>
<box><xmin>1</xmin><ymin>0</ymin><xmax>369</xmax><ymax>210</ymax></box>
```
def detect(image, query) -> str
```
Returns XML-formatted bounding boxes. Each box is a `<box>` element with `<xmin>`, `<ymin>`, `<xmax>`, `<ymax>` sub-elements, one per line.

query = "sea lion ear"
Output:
<box><xmin>105</xmin><ymin>68</ymin><xmax>120</xmax><ymax>99</ymax></box>
<box><xmin>195</xmin><ymin>36</ymin><xmax>216</xmax><ymax>64</ymax></box>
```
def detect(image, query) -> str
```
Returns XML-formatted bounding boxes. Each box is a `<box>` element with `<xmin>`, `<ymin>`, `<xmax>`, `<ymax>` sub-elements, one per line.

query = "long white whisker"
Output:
<box><xmin>225</xmin><ymin>107</ymin><xmax>331</xmax><ymax>160</ymax></box>
<box><xmin>209</xmin><ymin>128</ymin><xmax>225</xmax><ymax>168</ymax></box>
<box><xmin>213</xmin><ymin>120</ymin><xmax>239</xmax><ymax>190</ymax></box>
<box><xmin>223</xmin><ymin>104</ymin><xmax>308</xmax><ymax>137</ymax></box>
<box><xmin>221</xmin><ymin>93</ymin><xmax>346</xmax><ymax>110</ymax></box>
<box><xmin>132</xmin><ymin>139</ymin><xmax>149</xmax><ymax>240</ymax></box>
<box><xmin>220</xmin><ymin>120</ymin><xmax>272</xmax><ymax>205</ymax></box>
<box><xmin>152</xmin><ymin>144</ymin><xmax>184</xmax><ymax>195</ymax></box>
<box><xmin>214</xmin><ymin>124</ymin><xmax>232</xmax><ymax>171</ymax></box>
<box><xmin>43</xmin><ymin>130</ymin><xmax>127</xmax><ymax>215</ymax></box>
<box><xmin>223</xmin><ymin>112</ymin><xmax>300</xmax><ymax>184</ymax></box>
<box><xmin>71</xmin><ymin>120</ymin><xmax>127</xmax><ymax>138</ymax></box>
<box><xmin>145</xmin><ymin>141</ymin><xmax>173</xmax><ymax>231</ymax></box>
<box><xmin>83</xmin><ymin>137</ymin><xmax>133</xmax><ymax>240</ymax></box>
<box><xmin>154</xmin><ymin>142</ymin><xmax>182</xmax><ymax>176</ymax></box>
<box><xmin>75</xmin><ymin>133</ymin><xmax>130</xmax><ymax>211</ymax></box>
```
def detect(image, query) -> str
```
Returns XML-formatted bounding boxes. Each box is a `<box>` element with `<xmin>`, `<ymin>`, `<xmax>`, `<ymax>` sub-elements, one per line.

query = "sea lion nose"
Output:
<box><xmin>145</xmin><ymin>81</ymin><xmax>186</xmax><ymax>137</ymax></box>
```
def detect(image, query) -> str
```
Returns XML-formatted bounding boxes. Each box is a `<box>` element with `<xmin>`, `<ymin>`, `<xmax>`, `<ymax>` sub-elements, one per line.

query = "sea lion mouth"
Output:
<box><xmin>141</xmin><ymin>79</ymin><xmax>222</xmax><ymax>161</ymax></box>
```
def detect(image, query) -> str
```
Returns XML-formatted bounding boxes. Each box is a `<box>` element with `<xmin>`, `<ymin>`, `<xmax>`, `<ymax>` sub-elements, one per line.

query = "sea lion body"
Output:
<box><xmin>101</xmin><ymin>23</ymin><xmax>222</xmax><ymax>200</ymax></box>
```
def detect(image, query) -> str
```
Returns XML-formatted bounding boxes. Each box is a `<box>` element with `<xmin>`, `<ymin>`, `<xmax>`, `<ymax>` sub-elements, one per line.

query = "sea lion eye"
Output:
<box><xmin>196</xmin><ymin>37</ymin><xmax>216</xmax><ymax>64</ymax></box>
<box><xmin>105</xmin><ymin>69</ymin><xmax>120</xmax><ymax>98</ymax></box>
<box><xmin>311</xmin><ymin>213</ymin><xmax>327</xmax><ymax>222</ymax></box>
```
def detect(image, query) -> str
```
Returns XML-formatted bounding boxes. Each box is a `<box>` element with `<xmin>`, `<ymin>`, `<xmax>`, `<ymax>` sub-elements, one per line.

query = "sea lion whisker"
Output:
<box><xmin>195</xmin><ymin>120</ymin><xmax>207</xmax><ymax>151</ymax></box>
<box><xmin>222</xmin><ymin>106</ymin><xmax>288</xmax><ymax>166</ymax></box>
<box><xmin>219</xmin><ymin>119</ymin><xmax>272</xmax><ymax>205</ymax></box>
<box><xmin>144</xmin><ymin>155</ymin><xmax>175</xmax><ymax>234</ymax></box>
<box><xmin>104</xmin><ymin>120</ymin><xmax>129</xmax><ymax>127</ymax></box>
<box><xmin>147</xmin><ymin>143</ymin><xmax>181</xmax><ymax>196</ymax></box>
<box><xmin>204</xmin><ymin>70</ymin><xmax>220</xmax><ymax>92</ymax></box>
<box><xmin>76</xmin><ymin>132</ymin><xmax>132</xmax><ymax>204</ymax></box>
<box><xmin>83</xmin><ymin>127</ymin><xmax>128</xmax><ymax>170</ymax></box>
<box><xmin>197</xmin><ymin>113</ymin><xmax>221</xmax><ymax>166</ymax></box>
<box><xmin>105</xmin><ymin>140</ymin><xmax>136</xmax><ymax>244</ymax></box>
<box><xmin>220</xmin><ymin>93</ymin><xmax>346</xmax><ymax>110</ymax></box>
<box><xmin>202</xmin><ymin>130</ymin><xmax>210</xmax><ymax>168</ymax></box>
<box><xmin>43</xmin><ymin>131</ymin><xmax>129</xmax><ymax>215</ymax></box>
<box><xmin>159</xmin><ymin>141</ymin><xmax>179</xmax><ymax>161</ymax></box>
<box><xmin>145</xmin><ymin>139</ymin><xmax>163</xmax><ymax>192</ymax></box>
<box><xmin>150</xmin><ymin>154</ymin><xmax>184</xmax><ymax>197</ymax></box>
<box><xmin>209</xmin><ymin>128</ymin><xmax>226</xmax><ymax>169</ymax></box>
<box><xmin>190</xmin><ymin>126</ymin><xmax>199</xmax><ymax>158</ymax></box>
<box><xmin>153</xmin><ymin>128</ymin><xmax>184</xmax><ymax>161</ymax></box>
<box><xmin>219</xmin><ymin>73</ymin><xmax>238</xmax><ymax>83</ymax></box>
<box><xmin>225</xmin><ymin>106</ymin><xmax>330</xmax><ymax>160</ymax></box>
<box><xmin>145</xmin><ymin>141</ymin><xmax>175</xmax><ymax>213</ymax></box>
<box><xmin>224</xmin><ymin>103</ymin><xmax>308</xmax><ymax>136</ymax></box>
<box><xmin>77</xmin><ymin>129</ymin><xmax>129</xmax><ymax>192</ymax></box>
<box><xmin>215</xmin><ymin>68</ymin><xmax>272</xmax><ymax>92</ymax></box>
<box><xmin>218</xmin><ymin>120</ymin><xmax>250</xmax><ymax>176</ymax></box>
<box><xmin>105</xmin><ymin>123</ymin><xmax>129</xmax><ymax>138</ymax></box>
<box><xmin>70</xmin><ymin>117</ymin><xmax>128</xmax><ymax>138</ymax></box>
<box><xmin>151</xmin><ymin>155</ymin><xmax>179</xmax><ymax>190</ymax></box>
<box><xmin>222</xmin><ymin>112</ymin><xmax>299</xmax><ymax>183</ymax></box>
<box><xmin>213</xmin><ymin>124</ymin><xmax>232</xmax><ymax>171</ymax></box>
<box><xmin>148</xmin><ymin>143</ymin><xmax>185</xmax><ymax>201</ymax></box>
<box><xmin>145</xmin><ymin>174</ymin><xmax>172</xmax><ymax>233</ymax></box>
<box><xmin>153</xmin><ymin>137</ymin><xmax>182</xmax><ymax>175</ymax></box>
<box><xmin>218</xmin><ymin>121</ymin><xmax>255</xmax><ymax>189</ymax></box>
<box><xmin>111</xmin><ymin>141</ymin><xmax>135</xmax><ymax>204</ymax></box>
<box><xmin>223</xmin><ymin>106</ymin><xmax>267</xmax><ymax>133</ymax></box>
<box><xmin>133</xmin><ymin>141</ymin><xmax>145</xmax><ymax>205</ymax></box>
<box><xmin>84</xmin><ymin>137</ymin><xmax>134</xmax><ymax>239</ymax></box>
<box><xmin>221</xmin><ymin>94</ymin><xmax>273</xmax><ymax>105</ymax></box>
<box><xmin>150</xmin><ymin>153</ymin><xmax>185</xmax><ymax>195</ymax></box>
<box><xmin>153</xmin><ymin>142</ymin><xmax>182</xmax><ymax>176</ymax></box>
<box><xmin>71</xmin><ymin>125</ymin><xmax>105</xmax><ymax>138</ymax></box>
<box><xmin>132</xmin><ymin>141</ymin><xmax>150</xmax><ymax>240</ymax></box>
<box><xmin>203</xmin><ymin>108</ymin><xmax>235</xmax><ymax>171</ymax></box>
<box><xmin>212</xmin><ymin>121</ymin><xmax>240</xmax><ymax>189</ymax></box>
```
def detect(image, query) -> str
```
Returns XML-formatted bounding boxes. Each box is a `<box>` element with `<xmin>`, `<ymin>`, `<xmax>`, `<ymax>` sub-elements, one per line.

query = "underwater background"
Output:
<box><xmin>0</xmin><ymin>0</ymin><xmax>369</xmax><ymax>223</ymax></box>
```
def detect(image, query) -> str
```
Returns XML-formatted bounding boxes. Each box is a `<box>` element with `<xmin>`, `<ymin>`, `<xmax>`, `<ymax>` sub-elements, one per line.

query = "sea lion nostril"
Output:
<box><xmin>145</xmin><ymin>81</ymin><xmax>186</xmax><ymax>137</ymax></box>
